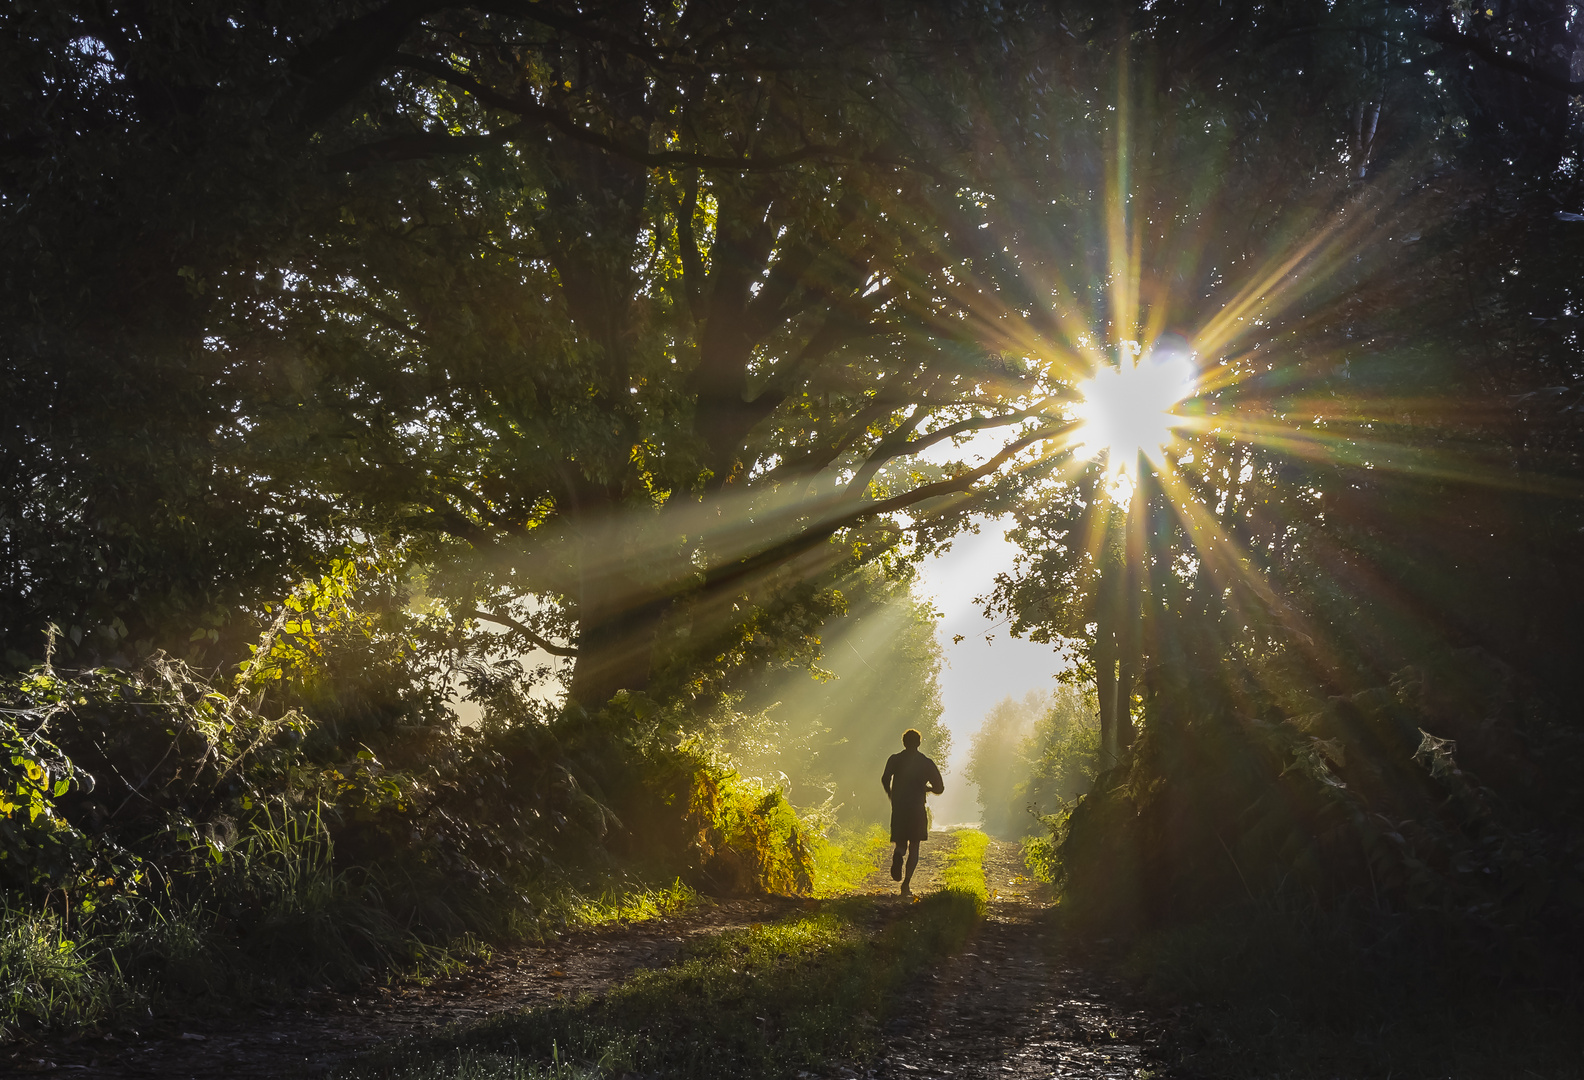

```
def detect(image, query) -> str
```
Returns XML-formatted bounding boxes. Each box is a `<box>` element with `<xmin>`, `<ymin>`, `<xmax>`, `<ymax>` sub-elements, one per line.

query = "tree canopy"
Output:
<box><xmin>3</xmin><ymin>0</ymin><xmax>1583</xmax><ymax>967</ymax></box>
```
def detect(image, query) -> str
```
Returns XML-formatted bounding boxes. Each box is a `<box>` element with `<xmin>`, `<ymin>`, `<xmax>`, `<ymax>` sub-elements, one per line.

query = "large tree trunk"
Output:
<box><xmin>565</xmin><ymin>577</ymin><xmax>664</xmax><ymax>710</ymax></box>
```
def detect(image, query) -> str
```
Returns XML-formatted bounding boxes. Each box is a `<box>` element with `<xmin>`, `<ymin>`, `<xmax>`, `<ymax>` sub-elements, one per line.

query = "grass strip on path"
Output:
<box><xmin>344</xmin><ymin>830</ymin><xmax>993</xmax><ymax>1080</ymax></box>
<box><xmin>938</xmin><ymin>828</ymin><xmax>989</xmax><ymax>910</ymax></box>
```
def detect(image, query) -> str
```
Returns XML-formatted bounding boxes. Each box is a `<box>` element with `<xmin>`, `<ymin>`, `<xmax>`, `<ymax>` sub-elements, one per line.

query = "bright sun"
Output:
<box><xmin>1073</xmin><ymin>346</ymin><xmax>1198</xmax><ymax>502</ymax></box>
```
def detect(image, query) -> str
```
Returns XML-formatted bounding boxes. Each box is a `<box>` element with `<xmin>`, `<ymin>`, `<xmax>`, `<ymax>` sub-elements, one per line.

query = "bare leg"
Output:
<box><xmin>900</xmin><ymin>839</ymin><xmax>921</xmax><ymax>895</ymax></box>
<box><xmin>891</xmin><ymin>842</ymin><xmax>905</xmax><ymax>881</ymax></box>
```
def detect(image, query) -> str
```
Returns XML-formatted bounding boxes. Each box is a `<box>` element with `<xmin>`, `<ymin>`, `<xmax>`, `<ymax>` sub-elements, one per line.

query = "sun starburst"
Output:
<box><xmin>1072</xmin><ymin>344</ymin><xmax>1198</xmax><ymax>503</ymax></box>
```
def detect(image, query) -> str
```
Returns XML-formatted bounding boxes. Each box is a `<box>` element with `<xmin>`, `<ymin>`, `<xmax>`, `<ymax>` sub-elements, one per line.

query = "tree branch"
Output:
<box><xmin>710</xmin><ymin>421</ymin><xmax>1070</xmax><ymax>593</ymax></box>
<box><xmin>465</xmin><ymin>608</ymin><xmax>579</xmax><ymax>657</ymax></box>
<box><xmin>293</xmin><ymin>0</ymin><xmax>439</xmax><ymax>126</ymax></box>
<box><xmin>848</xmin><ymin>407</ymin><xmax>1050</xmax><ymax>497</ymax></box>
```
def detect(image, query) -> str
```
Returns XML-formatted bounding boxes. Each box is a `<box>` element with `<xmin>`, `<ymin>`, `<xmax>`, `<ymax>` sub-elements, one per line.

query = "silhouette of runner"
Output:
<box><xmin>881</xmin><ymin>728</ymin><xmax>944</xmax><ymax>898</ymax></box>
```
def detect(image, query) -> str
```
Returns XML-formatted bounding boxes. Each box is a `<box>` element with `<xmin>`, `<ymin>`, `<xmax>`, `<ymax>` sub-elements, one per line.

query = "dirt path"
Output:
<box><xmin>11</xmin><ymin>836</ymin><xmax>1167</xmax><ymax>1079</ymax></box>
<box><xmin>838</xmin><ymin>835</ymin><xmax>1163</xmax><ymax>1080</ymax></box>
<box><xmin>7</xmin><ymin>897</ymin><xmax>812</xmax><ymax>1078</ymax></box>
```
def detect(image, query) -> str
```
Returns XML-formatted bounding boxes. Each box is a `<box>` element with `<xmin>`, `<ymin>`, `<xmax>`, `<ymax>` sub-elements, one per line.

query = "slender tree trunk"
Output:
<box><xmin>1115</xmin><ymin>655</ymin><xmax>1137</xmax><ymax>752</ymax></box>
<box><xmin>1095</xmin><ymin>640</ymin><xmax>1118</xmax><ymax>767</ymax></box>
<box><xmin>1116</xmin><ymin>475</ymin><xmax>1148</xmax><ymax>753</ymax></box>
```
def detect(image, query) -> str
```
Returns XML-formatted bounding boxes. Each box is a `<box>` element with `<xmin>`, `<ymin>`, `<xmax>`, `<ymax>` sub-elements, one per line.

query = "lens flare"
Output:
<box><xmin>1072</xmin><ymin>346</ymin><xmax>1198</xmax><ymax>502</ymax></box>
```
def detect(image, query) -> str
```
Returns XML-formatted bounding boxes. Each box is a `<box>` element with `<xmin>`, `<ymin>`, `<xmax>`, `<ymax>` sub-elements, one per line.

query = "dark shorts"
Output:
<box><xmin>891</xmin><ymin>800</ymin><xmax>929</xmax><ymax>843</ymax></box>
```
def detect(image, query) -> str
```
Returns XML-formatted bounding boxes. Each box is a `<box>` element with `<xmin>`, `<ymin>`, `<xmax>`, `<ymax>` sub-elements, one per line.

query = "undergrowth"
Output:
<box><xmin>341</xmin><ymin>830</ymin><xmax>992</xmax><ymax>1080</ymax></box>
<box><xmin>557</xmin><ymin>880</ymin><xmax>699</xmax><ymax>930</ymax></box>
<box><xmin>1022</xmin><ymin>651</ymin><xmax>1584</xmax><ymax>1077</ymax></box>
<box><xmin>0</xmin><ymin>633</ymin><xmax>811</xmax><ymax>1038</ymax></box>
<box><xmin>0</xmin><ymin>907</ymin><xmax>114</xmax><ymax>1034</ymax></box>
<box><xmin>808</xmin><ymin>823</ymin><xmax>889</xmax><ymax>898</ymax></box>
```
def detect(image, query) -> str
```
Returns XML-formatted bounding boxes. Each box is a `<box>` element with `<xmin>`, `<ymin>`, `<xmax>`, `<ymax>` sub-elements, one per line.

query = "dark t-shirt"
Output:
<box><xmin>883</xmin><ymin>748</ymin><xmax>944</xmax><ymax>842</ymax></box>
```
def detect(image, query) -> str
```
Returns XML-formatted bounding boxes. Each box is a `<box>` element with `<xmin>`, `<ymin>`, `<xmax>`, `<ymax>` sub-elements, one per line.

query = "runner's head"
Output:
<box><xmin>902</xmin><ymin>728</ymin><xmax>921</xmax><ymax>749</ymax></box>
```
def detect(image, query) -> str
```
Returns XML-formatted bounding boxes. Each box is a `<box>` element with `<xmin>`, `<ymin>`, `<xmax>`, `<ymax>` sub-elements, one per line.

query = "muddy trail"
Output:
<box><xmin>10</xmin><ymin>838</ymin><xmax>1168</xmax><ymax>1079</ymax></box>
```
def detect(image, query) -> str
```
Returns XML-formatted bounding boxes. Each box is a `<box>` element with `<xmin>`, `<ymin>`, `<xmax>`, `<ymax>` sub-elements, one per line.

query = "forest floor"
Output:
<box><xmin>8</xmin><ymin>837</ymin><xmax>1170</xmax><ymax>1079</ymax></box>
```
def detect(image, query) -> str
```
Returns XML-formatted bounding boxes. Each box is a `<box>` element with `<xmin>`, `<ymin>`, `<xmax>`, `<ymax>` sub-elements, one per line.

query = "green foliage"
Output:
<box><xmin>808</xmin><ymin>824</ymin><xmax>891</xmax><ymax>899</ymax></box>
<box><xmin>563</xmin><ymin>881</ymin><xmax>698</xmax><ymax>930</ymax></box>
<box><xmin>0</xmin><ymin>643</ymin><xmax>818</xmax><ymax>1035</ymax></box>
<box><xmin>0</xmin><ymin>907</ymin><xmax>119</xmax><ymax>1039</ymax></box>
<box><xmin>965</xmin><ymin>684</ymin><xmax>1098</xmax><ymax>845</ymax></box>
<box><xmin>1124</xmin><ymin>905</ymin><xmax>1584</xmax><ymax>1079</ymax></box>
<box><xmin>1043</xmin><ymin>651</ymin><xmax>1584</xmax><ymax>946</ymax></box>
<box><xmin>681</xmin><ymin>766</ymin><xmax>816</xmax><ymax>898</ymax></box>
<box><xmin>1011</xmin><ymin>688</ymin><xmax>1102</xmax><ymax>882</ymax></box>
<box><xmin>0</xmin><ymin>688</ymin><xmax>132</xmax><ymax>910</ymax></box>
<box><xmin>964</xmin><ymin>691</ymin><xmax>1045</xmax><ymax>837</ymax></box>
<box><xmin>5</xmin><ymin>0</ymin><xmax>1074</xmax><ymax>718</ymax></box>
<box><xmin>963</xmin><ymin>684</ymin><xmax>1051</xmax><ymax>836</ymax></box>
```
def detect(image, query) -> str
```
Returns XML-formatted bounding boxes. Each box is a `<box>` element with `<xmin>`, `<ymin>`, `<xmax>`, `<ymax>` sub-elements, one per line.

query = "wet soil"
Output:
<box><xmin>9</xmin><ymin>837</ymin><xmax>1168</xmax><ymax>1079</ymax></box>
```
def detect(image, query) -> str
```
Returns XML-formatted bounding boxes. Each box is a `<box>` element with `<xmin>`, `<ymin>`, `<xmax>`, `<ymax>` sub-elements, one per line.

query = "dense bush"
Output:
<box><xmin>1044</xmin><ymin>649</ymin><xmax>1584</xmax><ymax>968</ymax></box>
<box><xmin>0</xmin><ymin>643</ymin><xmax>818</xmax><ymax>1037</ymax></box>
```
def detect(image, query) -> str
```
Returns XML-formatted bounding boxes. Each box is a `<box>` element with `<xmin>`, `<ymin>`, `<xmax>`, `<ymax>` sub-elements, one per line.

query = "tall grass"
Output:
<box><xmin>0</xmin><ymin>809</ymin><xmax>707</xmax><ymax>1038</ymax></box>
<box><xmin>808</xmin><ymin>823</ymin><xmax>890</xmax><ymax>897</ymax></box>
<box><xmin>0</xmin><ymin>907</ymin><xmax>122</xmax><ymax>1039</ymax></box>
<box><xmin>562</xmin><ymin>880</ymin><xmax>699</xmax><ymax>928</ymax></box>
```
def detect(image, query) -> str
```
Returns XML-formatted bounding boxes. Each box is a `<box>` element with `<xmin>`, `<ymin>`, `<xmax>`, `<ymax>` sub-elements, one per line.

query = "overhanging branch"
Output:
<box><xmin>707</xmin><ymin>421</ymin><xmax>1071</xmax><ymax>593</ymax></box>
<box><xmin>465</xmin><ymin>608</ymin><xmax>579</xmax><ymax>657</ymax></box>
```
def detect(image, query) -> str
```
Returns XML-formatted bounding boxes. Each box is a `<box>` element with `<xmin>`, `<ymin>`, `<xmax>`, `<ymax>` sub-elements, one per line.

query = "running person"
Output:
<box><xmin>881</xmin><ymin>728</ymin><xmax>945</xmax><ymax>898</ymax></box>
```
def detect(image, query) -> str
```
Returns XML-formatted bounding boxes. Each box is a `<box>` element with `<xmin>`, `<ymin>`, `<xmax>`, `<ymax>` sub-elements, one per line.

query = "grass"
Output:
<box><xmin>0</xmin><ymin>908</ymin><xmax>121</xmax><ymax>1039</ymax></box>
<box><xmin>808</xmin><ymin>823</ymin><xmax>891</xmax><ymax>897</ymax></box>
<box><xmin>341</xmin><ymin>829</ymin><xmax>993</xmax><ymax>1080</ymax></box>
<box><xmin>939</xmin><ymin>828</ymin><xmax>989</xmax><ymax>908</ymax></box>
<box><xmin>564</xmin><ymin>879</ymin><xmax>699</xmax><ymax>929</ymax></box>
<box><xmin>0</xmin><ymin>863</ymin><xmax>703</xmax><ymax>1040</ymax></box>
<box><xmin>505</xmin><ymin>877</ymin><xmax>700</xmax><ymax>942</ymax></box>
